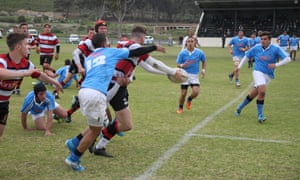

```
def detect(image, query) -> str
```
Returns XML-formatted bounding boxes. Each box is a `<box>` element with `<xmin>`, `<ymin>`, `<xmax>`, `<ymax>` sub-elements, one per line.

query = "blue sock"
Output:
<box><xmin>187</xmin><ymin>96</ymin><xmax>192</xmax><ymax>102</ymax></box>
<box><xmin>256</xmin><ymin>100</ymin><xmax>264</xmax><ymax>116</ymax></box>
<box><xmin>238</xmin><ymin>95</ymin><xmax>252</xmax><ymax>111</ymax></box>
<box><xmin>179</xmin><ymin>105</ymin><xmax>183</xmax><ymax>109</ymax></box>
<box><xmin>71</xmin><ymin>138</ymin><xmax>79</xmax><ymax>147</ymax></box>
<box><xmin>70</xmin><ymin>152</ymin><xmax>80</xmax><ymax>162</ymax></box>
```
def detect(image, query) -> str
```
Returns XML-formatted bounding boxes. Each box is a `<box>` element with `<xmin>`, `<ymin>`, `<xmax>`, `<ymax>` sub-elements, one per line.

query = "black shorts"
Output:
<box><xmin>0</xmin><ymin>102</ymin><xmax>9</xmax><ymax>125</ymax></box>
<box><xmin>181</xmin><ymin>84</ymin><xmax>200</xmax><ymax>90</ymax></box>
<box><xmin>69</xmin><ymin>59</ymin><xmax>85</xmax><ymax>74</ymax></box>
<box><xmin>69</xmin><ymin>61</ymin><xmax>79</xmax><ymax>74</ymax></box>
<box><xmin>40</xmin><ymin>55</ymin><xmax>53</xmax><ymax>65</ymax></box>
<box><xmin>108</xmin><ymin>83</ymin><xmax>129</xmax><ymax>111</ymax></box>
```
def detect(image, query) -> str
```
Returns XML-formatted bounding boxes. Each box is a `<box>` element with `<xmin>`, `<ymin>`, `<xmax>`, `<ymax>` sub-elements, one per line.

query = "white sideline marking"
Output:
<box><xmin>135</xmin><ymin>83</ymin><xmax>253</xmax><ymax>180</ymax></box>
<box><xmin>191</xmin><ymin>134</ymin><xmax>290</xmax><ymax>144</ymax></box>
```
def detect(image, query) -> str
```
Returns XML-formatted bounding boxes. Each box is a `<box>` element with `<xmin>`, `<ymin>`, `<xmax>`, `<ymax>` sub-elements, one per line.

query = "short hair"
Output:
<box><xmin>92</xmin><ymin>33</ymin><xmax>107</xmax><ymax>48</ymax></box>
<box><xmin>43</xmin><ymin>23</ymin><xmax>51</xmax><ymax>28</ymax></box>
<box><xmin>19</xmin><ymin>23</ymin><xmax>28</xmax><ymax>28</ymax></box>
<box><xmin>261</xmin><ymin>31</ymin><xmax>271</xmax><ymax>39</ymax></box>
<box><xmin>33</xmin><ymin>82</ymin><xmax>47</xmax><ymax>96</ymax></box>
<box><xmin>87</xmin><ymin>27</ymin><xmax>94</xmax><ymax>32</ymax></box>
<box><xmin>6</xmin><ymin>32</ymin><xmax>27</xmax><ymax>51</ymax></box>
<box><xmin>65</xmin><ymin>59</ymin><xmax>71</xmax><ymax>65</ymax></box>
<box><xmin>131</xmin><ymin>26</ymin><xmax>147</xmax><ymax>38</ymax></box>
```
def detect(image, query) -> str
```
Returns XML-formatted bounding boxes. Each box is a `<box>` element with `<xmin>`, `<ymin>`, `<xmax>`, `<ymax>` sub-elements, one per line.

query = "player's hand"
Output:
<box><xmin>44</xmin><ymin>69</ymin><xmax>56</xmax><ymax>78</ymax></box>
<box><xmin>24</xmin><ymin>127</ymin><xmax>35</xmax><ymax>131</ymax></box>
<box><xmin>116</xmin><ymin>77</ymin><xmax>130</xmax><ymax>87</ymax></box>
<box><xmin>200</xmin><ymin>69</ymin><xmax>206</xmax><ymax>79</ymax></box>
<box><xmin>268</xmin><ymin>64</ymin><xmax>276</xmax><ymax>69</ymax></box>
<box><xmin>155</xmin><ymin>44</ymin><xmax>166</xmax><ymax>53</ymax></box>
<box><xmin>36</xmin><ymin>48</ymin><xmax>40</xmax><ymax>54</ymax></box>
<box><xmin>45</xmin><ymin>130</ymin><xmax>55</xmax><ymax>136</ymax></box>
<box><xmin>53</xmin><ymin>81</ymin><xmax>64</xmax><ymax>93</ymax></box>
<box><xmin>173</xmin><ymin>69</ymin><xmax>184</xmax><ymax>82</ymax></box>
<box><xmin>78</xmin><ymin>67</ymin><xmax>86</xmax><ymax>76</ymax></box>
<box><xmin>55</xmin><ymin>54</ymin><xmax>59</xmax><ymax>60</ymax></box>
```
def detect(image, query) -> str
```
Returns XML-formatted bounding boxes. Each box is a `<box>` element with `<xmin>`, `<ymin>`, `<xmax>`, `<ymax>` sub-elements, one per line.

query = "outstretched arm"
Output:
<box><xmin>0</xmin><ymin>68</ymin><xmax>36</xmax><ymax>80</ymax></box>
<box><xmin>141</xmin><ymin>56</ymin><xmax>176</xmax><ymax>75</ymax></box>
<box><xmin>129</xmin><ymin>45</ymin><xmax>165</xmax><ymax>57</ymax></box>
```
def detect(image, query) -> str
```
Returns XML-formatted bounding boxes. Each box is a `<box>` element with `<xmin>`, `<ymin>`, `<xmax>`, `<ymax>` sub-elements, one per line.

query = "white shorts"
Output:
<box><xmin>253</xmin><ymin>70</ymin><xmax>271</xmax><ymax>87</ymax></box>
<box><xmin>232</xmin><ymin>56</ymin><xmax>242</xmax><ymax>62</ymax></box>
<box><xmin>181</xmin><ymin>74</ymin><xmax>200</xmax><ymax>86</ymax></box>
<box><xmin>280</xmin><ymin>46</ymin><xmax>288</xmax><ymax>51</ymax></box>
<box><xmin>31</xmin><ymin>102</ymin><xmax>59</xmax><ymax>121</ymax></box>
<box><xmin>290</xmin><ymin>46</ymin><xmax>297</xmax><ymax>51</ymax></box>
<box><xmin>78</xmin><ymin>88</ymin><xmax>107</xmax><ymax>127</ymax></box>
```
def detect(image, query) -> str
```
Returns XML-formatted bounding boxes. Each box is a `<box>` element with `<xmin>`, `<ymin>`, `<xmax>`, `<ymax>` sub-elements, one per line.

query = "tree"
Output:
<box><xmin>54</xmin><ymin>0</ymin><xmax>74</xmax><ymax>19</ymax></box>
<box><xmin>106</xmin><ymin>0</ymin><xmax>135</xmax><ymax>37</ymax></box>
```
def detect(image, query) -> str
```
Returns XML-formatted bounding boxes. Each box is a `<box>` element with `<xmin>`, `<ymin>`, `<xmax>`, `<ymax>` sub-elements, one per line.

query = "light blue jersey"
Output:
<box><xmin>20</xmin><ymin>91</ymin><xmax>55</xmax><ymax>115</ymax></box>
<box><xmin>56</xmin><ymin>65</ymin><xmax>78</xmax><ymax>88</ymax></box>
<box><xmin>254</xmin><ymin>36</ymin><xmax>261</xmax><ymax>44</ymax></box>
<box><xmin>289</xmin><ymin>37</ymin><xmax>299</xmax><ymax>46</ymax></box>
<box><xmin>229</xmin><ymin>36</ymin><xmax>249</xmax><ymax>57</ymax></box>
<box><xmin>278</xmin><ymin>34</ymin><xmax>290</xmax><ymax>47</ymax></box>
<box><xmin>81</xmin><ymin>47</ymin><xmax>129</xmax><ymax>95</ymax></box>
<box><xmin>246</xmin><ymin>44</ymin><xmax>288</xmax><ymax>78</ymax></box>
<box><xmin>176</xmin><ymin>48</ymin><xmax>206</xmax><ymax>74</ymax></box>
<box><xmin>248</xmin><ymin>38</ymin><xmax>258</xmax><ymax>48</ymax></box>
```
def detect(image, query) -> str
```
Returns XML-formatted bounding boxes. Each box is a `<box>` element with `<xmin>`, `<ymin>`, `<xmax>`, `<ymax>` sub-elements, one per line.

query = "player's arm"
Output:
<box><xmin>21</xmin><ymin>112</ymin><xmax>33</xmax><ymax>131</ymax></box>
<box><xmin>268</xmin><ymin>56</ymin><xmax>291</xmax><ymax>69</ymax></box>
<box><xmin>0</xmin><ymin>68</ymin><xmax>37</xmax><ymax>80</ymax></box>
<box><xmin>35</xmin><ymin>72</ymin><xmax>63</xmax><ymax>93</ymax></box>
<box><xmin>73</xmin><ymin>48</ymin><xmax>85</xmax><ymax>74</ymax></box>
<box><xmin>139</xmin><ymin>61</ymin><xmax>165</xmax><ymax>75</ymax></box>
<box><xmin>128</xmin><ymin>45</ymin><xmax>165</xmax><ymax>57</ymax></box>
<box><xmin>201</xmin><ymin>60</ymin><xmax>207</xmax><ymax>79</ymax></box>
<box><xmin>227</xmin><ymin>43</ymin><xmax>233</xmax><ymax>54</ymax></box>
<box><xmin>236</xmin><ymin>56</ymin><xmax>249</xmax><ymax>71</ymax></box>
<box><xmin>45</xmin><ymin>110</ymin><xmax>54</xmax><ymax>136</ymax></box>
<box><xmin>142</xmin><ymin>56</ymin><xmax>176</xmax><ymax>75</ymax></box>
<box><xmin>107</xmin><ymin>82</ymin><xmax>121</xmax><ymax>102</ymax></box>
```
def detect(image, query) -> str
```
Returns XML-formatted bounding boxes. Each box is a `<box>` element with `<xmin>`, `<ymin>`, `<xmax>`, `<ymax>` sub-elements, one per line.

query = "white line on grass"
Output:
<box><xmin>190</xmin><ymin>134</ymin><xmax>290</xmax><ymax>144</ymax></box>
<box><xmin>135</xmin><ymin>83</ymin><xmax>253</xmax><ymax>180</ymax></box>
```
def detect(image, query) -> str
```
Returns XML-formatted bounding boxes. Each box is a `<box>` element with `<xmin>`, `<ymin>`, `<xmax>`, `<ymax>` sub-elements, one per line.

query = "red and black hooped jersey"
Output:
<box><xmin>37</xmin><ymin>33</ymin><xmax>60</xmax><ymax>55</ymax></box>
<box><xmin>0</xmin><ymin>54</ymin><xmax>35</xmax><ymax>102</ymax></box>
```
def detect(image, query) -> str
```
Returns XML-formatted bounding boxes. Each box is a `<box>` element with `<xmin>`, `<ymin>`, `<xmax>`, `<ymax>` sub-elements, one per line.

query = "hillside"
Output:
<box><xmin>0</xmin><ymin>0</ymin><xmax>54</xmax><ymax>12</ymax></box>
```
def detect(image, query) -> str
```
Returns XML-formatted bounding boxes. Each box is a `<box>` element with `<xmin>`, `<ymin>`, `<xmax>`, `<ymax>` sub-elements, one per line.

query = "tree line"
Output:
<box><xmin>54</xmin><ymin>0</ymin><xmax>200</xmax><ymax>23</ymax></box>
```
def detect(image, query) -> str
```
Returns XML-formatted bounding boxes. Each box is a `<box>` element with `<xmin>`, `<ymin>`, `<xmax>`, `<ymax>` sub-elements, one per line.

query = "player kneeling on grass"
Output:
<box><xmin>20</xmin><ymin>83</ymin><xmax>68</xmax><ymax>136</ymax></box>
<box><xmin>176</xmin><ymin>37</ymin><xmax>206</xmax><ymax>114</ymax></box>
<box><xmin>0</xmin><ymin>32</ymin><xmax>63</xmax><ymax>141</ymax></box>
<box><xmin>234</xmin><ymin>31</ymin><xmax>291</xmax><ymax>123</ymax></box>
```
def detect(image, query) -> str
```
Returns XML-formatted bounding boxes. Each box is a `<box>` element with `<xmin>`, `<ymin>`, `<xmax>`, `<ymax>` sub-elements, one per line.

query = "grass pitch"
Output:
<box><xmin>0</xmin><ymin>38</ymin><xmax>299</xmax><ymax>179</ymax></box>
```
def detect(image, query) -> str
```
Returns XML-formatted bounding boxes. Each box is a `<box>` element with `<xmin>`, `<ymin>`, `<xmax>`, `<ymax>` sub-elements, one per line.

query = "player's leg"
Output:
<box><xmin>235</xmin><ymin>70</ymin><xmax>263</xmax><ymax>116</ymax></box>
<box><xmin>42</xmin><ymin>55</ymin><xmax>54</xmax><ymax>72</ymax></box>
<box><xmin>233</xmin><ymin>59</ymin><xmax>241</xmax><ymax>87</ymax></box>
<box><xmin>65</xmin><ymin>88</ymin><xmax>106</xmax><ymax>171</ymax></box>
<box><xmin>93</xmin><ymin>86</ymin><xmax>131</xmax><ymax>157</ymax></box>
<box><xmin>66</xmin><ymin>95</ymin><xmax>80</xmax><ymax>122</ymax></box>
<box><xmin>186</xmin><ymin>85</ymin><xmax>199</xmax><ymax>110</ymax></box>
<box><xmin>0</xmin><ymin>102</ymin><xmax>9</xmax><ymax>140</ymax></box>
<box><xmin>53</xmin><ymin>104</ymin><xmax>68</xmax><ymax>121</ymax></box>
<box><xmin>34</xmin><ymin>117</ymin><xmax>46</xmax><ymax>130</ymax></box>
<box><xmin>177</xmin><ymin>85</ymin><xmax>188</xmax><ymax>114</ymax></box>
<box><xmin>186</xmin><ymin>74</ymin><xmax>200</xmax><ymax>110</ymax></box>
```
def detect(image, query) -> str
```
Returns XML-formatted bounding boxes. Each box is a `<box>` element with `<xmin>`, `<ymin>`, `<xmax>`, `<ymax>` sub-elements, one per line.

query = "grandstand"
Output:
<box><xmin>195</xmin><ymin>0</ymin><xmax>300</xmax><ymax>37</ymax></box>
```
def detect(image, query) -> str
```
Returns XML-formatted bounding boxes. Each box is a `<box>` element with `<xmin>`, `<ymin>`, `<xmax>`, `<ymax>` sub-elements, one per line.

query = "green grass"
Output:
<box><xmin>0</xmin><ymin>37</ymin><xmax>299</xmax><ymax>179</ymax></box>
